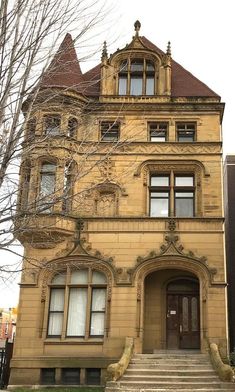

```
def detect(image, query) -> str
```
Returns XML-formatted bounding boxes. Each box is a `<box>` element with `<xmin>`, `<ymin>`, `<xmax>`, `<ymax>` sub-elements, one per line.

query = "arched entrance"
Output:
<box><xmin>143</xmin><ymin>269</ymin><xmax>200</xmax><ymax>352</ymax></box>
<box><xmin>166</xmin><ymin>278</ymin><xmax>200</xmax><ymax>349</ymax></box>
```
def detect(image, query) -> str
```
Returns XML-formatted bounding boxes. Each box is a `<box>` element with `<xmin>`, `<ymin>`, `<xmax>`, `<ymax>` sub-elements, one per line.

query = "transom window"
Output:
<box><xmin>47</xmin><ymin>269</ymin><xmax>107</xmax><ymax>338</ymax></box>
<box><xmin>100</xmin><ymin>121</ymin><xmax>119</xmax><ymax>141</ymax></box>
<box><xmin>149</xmin><ymin>123</ymin><xmax>168</xmax><ymax>142</ymax></box>
<box><xmin>118</xmin><ymin>58</ymin><xmax>155</xmax><ymax>96</ymax></box>
<box><xmin>177</xmin><ymin>123</ymin><xmax>196</xmax><ymax>142</ymax></box>
<box><xmin>150</xmin><ymin>173</ymin><xmax>195</xmax><ymax>217</ymax></box>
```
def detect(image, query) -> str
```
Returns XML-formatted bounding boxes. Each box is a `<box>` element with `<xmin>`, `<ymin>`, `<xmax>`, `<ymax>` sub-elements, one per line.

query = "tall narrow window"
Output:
<box><xmin>26</xmin><ymin>117</ymin><xmax>36</xmax><ymax>140</ymax></box>
<box><xmin>150</xmin><ymin>175</ymin><xmax>170</xmax><ymax>217</ymax></box>
<box><xmin>62</xmin><ymin>162</ymin><xmax>74</xmax><ymax>212</ymax></box>
<box><xmin>174</xmin><ymin>175</ymin><xmax>194</xmax><ymax>217</ymax></box>
<box><xmin>39</xmin><ymin>162</ymin><xmax>56</xmax><ymax>211</ymax></box>
<box><xmin>20</xmin><ymin>161</ymin><xmax>31</xmax><ymax>210</ymax></box>
<box><xmin>68</xmin><ymin>118</ymin><xmax>78</xmax><ymax>138</ymax></box>
<box><xmin>47</xmin><ymin>269</ymin><xmax>107</xmax><ymax>338</ymax></box>
<box><xmin>44</xmin><ymin>115</ymin><xmax>61</xmax><ymax>136</ymax></box>
<box><xmin>118</xmin><ymin>58</ymin><xmax>155</xmax><ymax>96</ymax></box>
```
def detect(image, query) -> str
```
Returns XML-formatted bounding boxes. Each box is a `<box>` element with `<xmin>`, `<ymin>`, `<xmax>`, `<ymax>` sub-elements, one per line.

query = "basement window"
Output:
<box><xmin>62</xmin><ymin>368</ymin><xmax>80</xmax><ymax>385</ymax></box>
<box><xmin>41</xmin><ymin>368</ymin><xmax>55</xmax><ymax>385</ymax></box>
<box><xmin>86</xmin><ymin>368</ymin><xmax>101</xmax><ymax>385</ymax></box>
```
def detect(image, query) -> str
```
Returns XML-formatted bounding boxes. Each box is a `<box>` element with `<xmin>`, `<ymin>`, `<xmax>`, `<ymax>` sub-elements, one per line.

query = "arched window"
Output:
<box><xmin>68</xmin><ymin>118</ymin><xmax>78</xmax><ymax>138</ymax></box>
<box><xmin>39</xmin><ymin>161</ymin><xmax>56</xmax><ymax>212</ymax></box>
<box><xmin>118</xmin><ymin>58</ymin><xmax>155</xmax><ymax>96</ymax></box>
<box><xmin>44</xmin><ymin>115</ymin><xmax>61</xmax><ymax>135</ymax></box>
<box><xmin>47</xmin><ymin>269</ymin><xmax>107</xmax><ymax>338</ymax></box>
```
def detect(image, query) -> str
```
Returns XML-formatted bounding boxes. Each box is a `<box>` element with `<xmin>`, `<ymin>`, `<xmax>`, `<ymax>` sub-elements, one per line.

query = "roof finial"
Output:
<box><xmin>101</xmin><ymin>40</ymin><xmax>108</xmax><ymax>61</ymax></box>
<box><xmin>134</xmin><ymin>20</ymin><xmax>141</xmax><ymax>37</ymax></box>
<box><xmin>166</xmin><ymin>41</ymin><xmax>171</xmax><ymax>56</ymax></box>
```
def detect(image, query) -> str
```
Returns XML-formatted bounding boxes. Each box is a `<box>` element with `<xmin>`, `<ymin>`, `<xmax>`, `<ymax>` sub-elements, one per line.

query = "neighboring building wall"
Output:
<box><xmin>0</xmin><ymin>308</ymin><xmax>17</xmax><ymax>345</ymax></box>
<box><xmin>9</xmin><ymin>24</ymin><xmax>227</xmax><ymax>386</ymax></box>
<box><xmin>224</xmin><ymin>155</ymin><xmax>235</xmax><ymax>352</ymax></box>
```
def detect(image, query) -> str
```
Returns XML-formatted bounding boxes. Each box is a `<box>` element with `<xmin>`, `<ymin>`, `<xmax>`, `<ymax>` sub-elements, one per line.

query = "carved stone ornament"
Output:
<box><xmin>116</xmin><ymin>267</ymin><xmax>133</xmax><ymax>285</ymax></box>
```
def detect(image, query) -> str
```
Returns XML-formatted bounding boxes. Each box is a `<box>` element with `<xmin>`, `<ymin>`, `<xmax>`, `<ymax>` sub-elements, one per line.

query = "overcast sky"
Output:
<box><xmin>0</xmin><ymin>0</ymin><xmax>234</xmax><ymax>308</ymax></box>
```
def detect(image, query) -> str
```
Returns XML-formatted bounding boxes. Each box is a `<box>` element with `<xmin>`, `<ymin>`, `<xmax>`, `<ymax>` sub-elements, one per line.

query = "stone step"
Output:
<box><xmin>116</xmin><ymin>381</ymin><xmax>235</xmax><ymax>389</ymax></box>
<box><xmin>128</xmin><ymin>364</ymin><xmax>214</xmax><ymax>370</ymax></box>
<box><xmin>125</xmin><ymin>369</ymin><xmax>216</xmax><ymax>376</ymax></box>
<box><xmin>106</xmin><ymin>389</ymin><xmax>235</xmax><ymax>392</ymax></box>
<box><xmin>122</xmin><ymin>375</ymin><xmax>219</xmax><ymax>382</ymax></box>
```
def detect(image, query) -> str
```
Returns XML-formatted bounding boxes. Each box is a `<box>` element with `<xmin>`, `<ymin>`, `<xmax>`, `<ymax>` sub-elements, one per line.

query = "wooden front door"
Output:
<box><xmin>166</xmin><ymin>280</ymin><xmax>200</xmax><ymax>349</ymax></box>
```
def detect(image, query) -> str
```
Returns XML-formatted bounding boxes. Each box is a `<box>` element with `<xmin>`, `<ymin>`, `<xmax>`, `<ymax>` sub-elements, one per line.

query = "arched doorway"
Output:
<box><xmin>166</xmin><ymin>278</ymin><xmax>200</xmax><ymax>349</ymax></box>
<box><xmin>143</xmin><ymin>269</ymin><xmax>200</xmax><ymax>352</ymax></box>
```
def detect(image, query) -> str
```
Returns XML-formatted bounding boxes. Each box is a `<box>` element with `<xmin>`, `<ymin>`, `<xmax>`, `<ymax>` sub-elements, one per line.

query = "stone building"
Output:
<box><xmin>10</xmin><ymin>22</ymin><xmax>228</xmax><ymax>386</ymax></box>
<box><xmin>224</xmin><ymin>155</ymin><xmax>235</xmax><ymax>353</ymax></box>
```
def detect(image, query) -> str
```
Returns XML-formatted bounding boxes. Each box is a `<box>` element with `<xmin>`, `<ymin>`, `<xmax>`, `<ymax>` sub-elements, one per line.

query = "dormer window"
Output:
<box><xmin>118</xmin><ymin>58</ymin><xmax>155</xmax><ymax>96</ymax></box>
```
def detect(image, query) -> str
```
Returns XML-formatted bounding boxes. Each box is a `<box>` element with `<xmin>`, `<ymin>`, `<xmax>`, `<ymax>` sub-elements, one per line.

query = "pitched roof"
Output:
<box><xmin>41</xmin><ymin>33</ymin><xmax>220</xmax><ymax>98</ymax></box>
<box><xmin>141</xmin><ymin>36</ymin><xmax>219</xmax><ymax>98</ymax></box>
<box><xmin>40</xmin><ymin>33</ymin><xmax>86</xmax><ymax>93</ymax></box>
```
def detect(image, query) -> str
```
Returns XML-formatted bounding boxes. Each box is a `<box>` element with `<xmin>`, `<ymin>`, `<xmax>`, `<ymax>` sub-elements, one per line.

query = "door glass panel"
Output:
<box><xmin>191</xmin><ymin>297</ymin><xmax>198</xmax><ymax>331</ymax></box>
<box><xmin>182</xmin><ymin>297</ymin><xmax>189</xmax><ymax>332</ymax></box>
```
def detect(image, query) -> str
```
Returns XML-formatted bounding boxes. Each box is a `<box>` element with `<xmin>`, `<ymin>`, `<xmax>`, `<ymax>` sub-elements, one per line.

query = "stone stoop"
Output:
<box><xmin>105</xmin><ymin>351</ymin><xmax>235</xmax><ymax>392</ymax></box>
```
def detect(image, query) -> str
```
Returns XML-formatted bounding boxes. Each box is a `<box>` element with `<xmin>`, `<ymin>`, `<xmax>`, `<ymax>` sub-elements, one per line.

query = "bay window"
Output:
<box><xmin>47</xmin><ymin>269</ymin><xmax>107</xmax><ymax>338</ymax></box>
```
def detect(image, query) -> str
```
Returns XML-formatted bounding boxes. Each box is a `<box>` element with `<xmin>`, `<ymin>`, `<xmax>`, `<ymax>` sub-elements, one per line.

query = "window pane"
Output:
<box><xmin>150</xmin><ymin>131</ymin><xmax>166</xmax><ymax>142</ymax></box>
<box><xmin>51</xmin><ymin>273</ymin><xmax>66</xmax><ymax>285</ymax></box>
<box><xmin>151</xmin><ymin>192</ymin><xmax>169</xmax><ymax>197</ymax></box>
<box><xmin>41</xmin><ymin>163</ymin><xmax>56</xmax><ymax>173</ymax></box>
<box><xmin>146</xmin><ymin>61</ymin><xmax>155</xmax><ymax>71</ymax></box>
<box><xmin>40</xmin><ymin>174</ymin><xmax>55</xmax><ymax>196</ymax></box>
<box><xmin>50</xmin><ymin>289</ymin><xmax>64</xmax><ymax>311</ymax></box>
<box><xmin>150</xmin><ymin>198</ymin><xmax>169</xmax><ymax>217</ymax></box>
<box><xmin>182</xmin><ymin>297</ymin><xmax>189</xmax><ymax>332</ymax></box>
<box><xmin>92</xmin><ymin>271</ymin><xmax>107</xmax><ymax>284</ymax></box>
<box><xmin>146</xmin><ymin>77</ymin><xmax>154</xmax><ymax>95</ymax></box>
<box><xmin>151</xmin><ymin>176</ymin><xmax>169</xmax><ymax>186</ymax></box>
<box><xmin>130</xmin><ymin>77</ymin><xmax>142</xmax><ymax>95</ymax></box>
<box><xmin>90</xmin><ymin>313</ymin><xmax>105</xmax><ymax>336</ymax></box>
<box><xmin>71</xmin><ymin>269</ymin><xmax>88</xmax><ymax>284</ymax></box>
<box><xmin>67</xmin><ymin>288</ymin><xmax>87</xmax><ymax>336</ymax></box>
<box><xmin>178</xmin><ymin>131</ymin><xmax>194</xmax><ymax>142</ymax></box>
<box><xmin>68</xmin><ymin>118</ymin><xmax>78</xmax><ymax>138</ymax></box>
<box><xmin>131</xmin><ymin>60</ymin><xmax>143</xmax><ymax>71</ymax></box>
<box><xmin>175</xmin><ymin>176</ymin><xmax>193</xmax><ymax>186</ymax></box>
<box><xmin>118</xmin><ymin>77</ymin><xmax>127</xmax><ymax>95</ymax></box>
<box><xmin>175</xmin><ymin>198</ymin><xmax>194</xmax><ymax>217</ymax></box>
<box><xmin>191</xmin><ymin>297</ymin><xmax>199</xmax><ymax>331</ymax></box>
<box><xmin>92</xmin><ymin>289</ymin><xmax>106</xmax><ymax>311</ymax></box>
<box><xmin>48</xmin><ymin>313</ymin><xmax>63</xmax><ymax>336</ymax></box>
<box><xmin>175</xmin><ymin>192</ymin><xmax>194</xmax><ymax>198</ymax></box>
<box><xmin>120</xmin><ymin>60</ymin><xmax>128</xmax><ymax>72</ymax></box>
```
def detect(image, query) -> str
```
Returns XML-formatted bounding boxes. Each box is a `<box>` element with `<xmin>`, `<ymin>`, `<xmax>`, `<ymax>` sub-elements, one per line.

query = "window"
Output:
<box><xmin>26</xmin><ymin>117</ymin><xmax>36</xmax><ymax>140</ymax></box>
<box><xmin>118</xmin><ymin>58</ymin><xmax>155</xmax><ymax>96</ymax></box>
<box><xmin>20</xmin><ymin>160</ymin><xmax>31</xmax><ymax>210</ymax></box>
<box><xmin>86</xmin><ymin>369</ymin><xmax>101</xmax><ymax>385</ymax></box>
<box><xmin>149</xmin><ymin>123</ymin><xmax>168</xmax><ymax>142</ymax></box>
<box><xmin>177</xmin><ymin>123</ymin><xmax>196</xmax><ymax>142</ymax></box>
<box><xmin>100</xmin><ymin>121</ymin><xmax>119</xmax><ymax>141</ymax></box>
<box><xmin>41</xmin><ymin>369</ymin><xmax>55</xmax><ymax>385</ymax></box>
<box><xmin>39</xmin><ymin>162</ymin><xmax>56</xmax><ymax>211</ymax></box>
<box><xmin>150</xmin><ymin>173</ymin><xmax>194</xmax><ymax>217</ymax></box>
<box><xmin>68</xmin><ymin>118</ymin><xmax>78</xmax><ymax>138</ymax></box>
<box><xmin>47</xmin><ymin>269</ymin><xmax>107</xmax><ymax>338</ymax></box>
<box><xmin>62</xmin><ymin>368</ymin><xmax>80</xmax><ymax>385</ymax></box>
<box><xmin>62</xmin><ymin>162</ymin><xmax>75</xmax><ymax>212</ymax></box>
<box><xmin>44</xmin><ymin>115</ymin><xmax>61</xmax><ymax>135</ymax></box>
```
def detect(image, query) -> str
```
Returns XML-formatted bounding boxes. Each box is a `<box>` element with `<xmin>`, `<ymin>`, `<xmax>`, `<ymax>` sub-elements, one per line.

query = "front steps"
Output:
<box><xmin>105</xmin><ymin>351</ymin><xmax>235</xmax><ymax>391</ymax></box>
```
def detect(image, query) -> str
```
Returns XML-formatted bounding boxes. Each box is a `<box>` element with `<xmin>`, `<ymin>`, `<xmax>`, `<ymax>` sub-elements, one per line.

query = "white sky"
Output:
<box><xmin>0</xmin><ymin>0</ymin><xmax>234</xmax><ymax>308</ymax></box>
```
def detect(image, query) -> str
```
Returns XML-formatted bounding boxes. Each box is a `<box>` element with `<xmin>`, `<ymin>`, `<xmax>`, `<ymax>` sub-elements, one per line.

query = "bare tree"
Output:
<box><xmin>0</xmin><ymin>0</ymin><xmax>117</xmax><ymax>277</ymax></box>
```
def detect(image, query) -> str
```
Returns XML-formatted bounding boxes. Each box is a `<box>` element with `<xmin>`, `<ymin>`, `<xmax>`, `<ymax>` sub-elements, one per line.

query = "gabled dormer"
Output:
<box><xmin>100</xmin><ymin>21</ymin><xmax>171</xmax><ymax>96</ymax></box>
